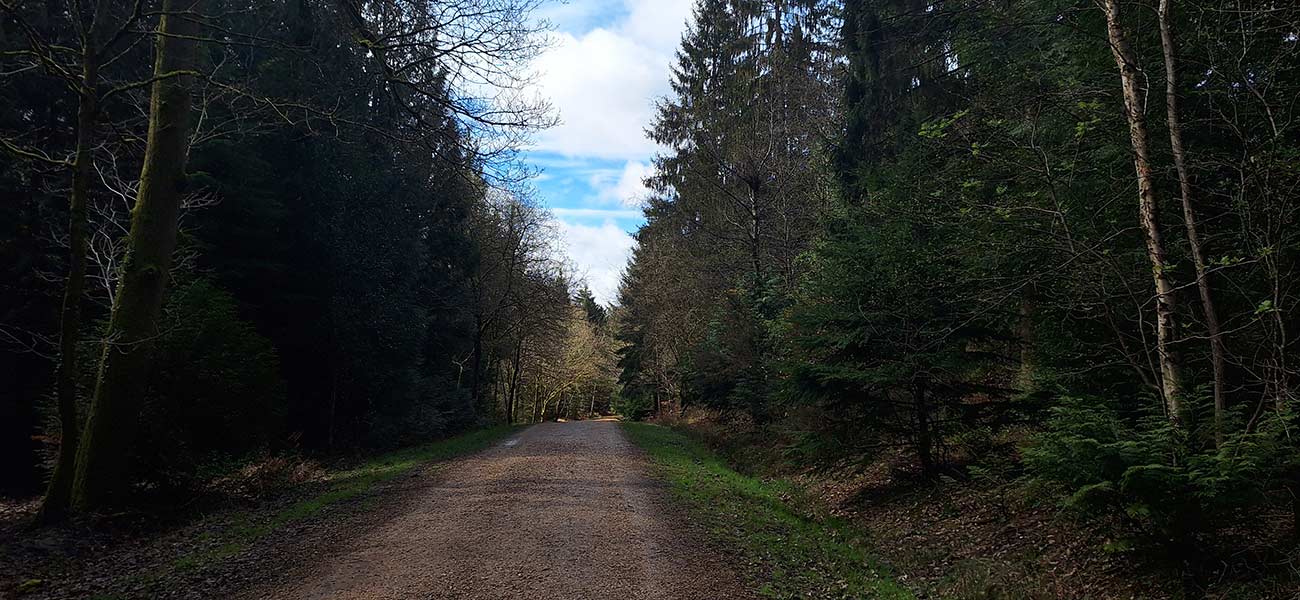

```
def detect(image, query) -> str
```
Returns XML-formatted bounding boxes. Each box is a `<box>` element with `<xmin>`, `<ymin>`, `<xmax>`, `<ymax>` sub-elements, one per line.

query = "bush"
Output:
<box><xmin>1024</xmin><ymin>395</ymin><xmax>1299</xmax><ymax>549</ymax></box>
<box><xmin>134</xmin><ymin>279</ymin><xmax>286</xmax><ymax>490</ymax></box>
<box><xmin>614</xmin><ymin>388</ymin><xmax>656</xmax><ymax>421</ymax></box>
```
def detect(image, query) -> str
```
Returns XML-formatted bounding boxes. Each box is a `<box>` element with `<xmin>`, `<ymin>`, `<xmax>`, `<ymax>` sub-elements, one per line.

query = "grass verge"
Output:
<box><xmin>622</xmin><ymin>422</ymin><xmax>912</xmax><ymax>600</ymax></box>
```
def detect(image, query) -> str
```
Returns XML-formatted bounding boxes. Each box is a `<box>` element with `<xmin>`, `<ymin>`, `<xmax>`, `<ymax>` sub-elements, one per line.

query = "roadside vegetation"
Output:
<box><xmin>0</xmin><ymin>0</ymin><xmax>600</xmax><ymax>524</ymax></box>
<box><xmin>623</xmin><ymin>422</ymin><xmax>912</xmax><ymax>600</ymax></box>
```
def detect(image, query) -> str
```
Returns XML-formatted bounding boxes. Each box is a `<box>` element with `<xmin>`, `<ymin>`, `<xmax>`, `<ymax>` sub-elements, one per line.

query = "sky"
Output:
<box><xmin>525</xmin><ymin>0</ymin><xmax>696</xmax><ymax>304</ymax></box>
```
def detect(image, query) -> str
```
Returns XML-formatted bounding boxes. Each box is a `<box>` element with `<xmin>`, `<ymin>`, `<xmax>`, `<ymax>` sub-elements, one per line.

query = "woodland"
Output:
<box><xmin>1</xmin><ymin>0</ymin><xmax>1299</xmax><ymax>597</ymax></box>
<box><xmin>613</xmin><ymin>0</ymin><xmax>1300</xmax><ymax>594</ymax></box>
<box><xmin>1</xmin><ymin>0</ymin><xmax>615</xmax><ymax>517</ymax></box>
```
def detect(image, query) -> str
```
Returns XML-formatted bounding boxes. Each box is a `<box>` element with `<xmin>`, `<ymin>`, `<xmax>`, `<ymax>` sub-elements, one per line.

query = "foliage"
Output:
<box><xmin>615</xmin><ymin>0</ymin><xmax>838</xmax><ymax>422</ymax></box>
<box><xmin>0</xmin><ymin>0</ymin><xmax>558</xmax><ymax>507</ymax></box>
<box><xmin>133</xmin><ymin>279</ymin><xmax>285</xmax><ymax>490</ymax></box>
<box><xmin>614</xmin><ymin>0</ymin><xmax>1300</xmax><ymax>585</ymax></box>
<box><xmin>1025</xmin><ymin>395</ymin><xmax>1299</xmax><ymax>543</ymax></box>
<box><xmin>613</xmin><ymin>389</ymin><xmax>656</xmax><ymax>422</ymax></box>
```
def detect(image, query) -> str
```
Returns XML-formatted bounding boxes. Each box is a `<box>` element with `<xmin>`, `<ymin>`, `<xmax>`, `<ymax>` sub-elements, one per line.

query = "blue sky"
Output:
<box><xmin>524</xmin><ymin>0</ymin><xmax>696</xmax><ymax>303</ymax></box>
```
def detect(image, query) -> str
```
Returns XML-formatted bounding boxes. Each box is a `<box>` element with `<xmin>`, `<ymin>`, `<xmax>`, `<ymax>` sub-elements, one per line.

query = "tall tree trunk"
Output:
<box><xmin>1103</xmin><ymin>0</ymin><xmax>1185</xmax><ymax>424</ymax></box>
<box><xmin>532</xmin><ymin>379</ymin><xmax>542</xmax><ymax>423</ymax></box>
<box><xmin>914</xmin><ymin>382</ymin><xmax>934</xmax><ymax>476</ymax></box>
<box><xmin>749</xmin><ymin>183</ymin><xmax>762</xmax><ymax>287</ymax></box>
<box><xmin>1158</xmin><ymin>0</ymin><xmax>1226</xmax><ymax>443</ymax></box>
<box><xmin>469</xmin><ymin>315</ymin><xmax>483</xmax><ymax>409</ymax></box>
<box><xmin>38</xmin><ymin>43</ymin><xmax>100</xmax><ymax>524</ymax></box>
<box><xmin>71</xmin><ymin>0</ymin><xmax>200</xmax><ymax>509</ymax></box>
<box><xmin>507</xmin><ymin>339</ymin><xmax>523</xmax><ymax>424</ymax></box>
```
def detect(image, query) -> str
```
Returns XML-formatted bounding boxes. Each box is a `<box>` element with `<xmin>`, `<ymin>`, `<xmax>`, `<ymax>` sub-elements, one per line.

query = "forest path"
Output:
<box><xmin>246</xmin><ymin>420</ymin><xmax>751</xmax><ymax>600</ymax></box>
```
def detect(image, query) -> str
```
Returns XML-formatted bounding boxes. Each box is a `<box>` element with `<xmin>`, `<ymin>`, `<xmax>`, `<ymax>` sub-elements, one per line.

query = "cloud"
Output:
<box><xmin>559</xmin><ymin>219</ymin><xmax>636</xmax><ymax>304</ymax></box>
<box><xmin>531</xmin><ymin>0</ymin><xmax>694</xmax><ymax>160</ymax></box>
<box><xmin>528</xmin><ymin>0</ymin><xmax>692</xmax><ymax>305</ymax></box>
<box><xmin>533</xmin><ymin>30</ymin><xmax>661</xmax><ymax>159</ymax></box>
<box><xmin>589</xmin><ymin>160</ymin><xmax>653</xmax><ymax>207</ymax></box>
<box><xmin>622</xmin><ymin>0</ymin><xmax>694</xmax><ymax>53</ymax></box>
<box><xmin>552</xmin><ymin>207</ymin><xmax>644</xmax><ymax>220</ymax></box>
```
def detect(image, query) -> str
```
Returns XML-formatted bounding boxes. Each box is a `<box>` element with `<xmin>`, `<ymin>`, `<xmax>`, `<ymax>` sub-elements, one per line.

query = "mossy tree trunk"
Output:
<box><xmin>70</xmin><ymin>0</ymin><xmax>201</xmax><ymax>510</ymax></box>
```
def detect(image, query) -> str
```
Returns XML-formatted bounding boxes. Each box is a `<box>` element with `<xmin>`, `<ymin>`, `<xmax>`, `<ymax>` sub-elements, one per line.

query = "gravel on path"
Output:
<box><xmin>247</xmin><ymin>420</ymin><xmax>752</xmax><ymax>600</ymax></box>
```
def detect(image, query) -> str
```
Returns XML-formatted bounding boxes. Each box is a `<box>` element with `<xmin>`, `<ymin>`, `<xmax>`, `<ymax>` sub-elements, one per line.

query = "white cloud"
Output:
<box><xmin>531</xmin><ymin>0</ymin><xmax>692</xmax><ymax>305</ymax></box>
<box><xmin>552</xmin><ymin>207</ymin><xmax>644</xmax><ymax>219</ymax></box>
<box><xmin>559</xmin><ymin>219</ymin><xmax>636</xmax><ymax>304</ymax></box>
<box><xmin>622</xmin><ymin>0</ymin><xmax>694</xmax><ymax>53</ymax></box>
<box><xmin>531</xmin><ymin>0</ymin><xmax>694</xmax><ymax>160</ymax></box>
<box><xmin>589</xmin><ymin>160</ymin><xmax>654</xmax><ymax>207</ymax></box>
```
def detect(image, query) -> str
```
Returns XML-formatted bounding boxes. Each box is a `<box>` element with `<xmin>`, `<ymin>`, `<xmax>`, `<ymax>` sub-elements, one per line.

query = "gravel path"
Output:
<box><xmin>247</xmin><ymin>420</ymin><xmax>752</xmax><ymax>600</ymax></box>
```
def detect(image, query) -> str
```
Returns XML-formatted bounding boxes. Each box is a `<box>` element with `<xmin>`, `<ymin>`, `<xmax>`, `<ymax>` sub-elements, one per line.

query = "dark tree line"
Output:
<box><xmin>615</xmin><ymin>0</ymin><xmax>1300</xmax><ymax>586</ymax></box>
<box><xmin>0</xmin><ymin>0</ymin><xmax>575</xmax><ymax>518</ymax></box>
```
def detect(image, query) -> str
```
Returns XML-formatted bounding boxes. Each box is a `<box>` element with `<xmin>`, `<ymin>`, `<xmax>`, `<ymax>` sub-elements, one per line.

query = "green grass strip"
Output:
<box><xmin>622</xmin><ymin>422</ymin><xmax>913</xmax><ymax>600</ymax></box>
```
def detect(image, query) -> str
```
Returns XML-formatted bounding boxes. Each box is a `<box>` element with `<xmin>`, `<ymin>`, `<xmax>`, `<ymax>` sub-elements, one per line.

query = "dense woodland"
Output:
<box><xmin>0</xmin><ymin>0</ymin><xmax>616</xmax><ymax>518</ymax></box>
<box><xmin>610</xmin><ymin>0</ymin><xmax>1300</xmax><ymax>593</ymax></box>
<box><xmin>2</xmin><ymin>0</ymin><xmax>1299</xmax><ymax>596</ymax></box>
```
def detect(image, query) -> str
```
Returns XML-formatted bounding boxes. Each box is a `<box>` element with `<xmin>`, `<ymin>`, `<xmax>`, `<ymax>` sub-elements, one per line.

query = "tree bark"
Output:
<box><xmin>1102</xmin><ymin>0</ymin><xmax>1185</xmax><ymax>424</ymax></box>
<box><xmin>71</xmin><ymin>0</ymin><xmax>200</xmax><ymax>509</ymax></box>
<box><xmin>469</xmin><ymin>314</ymin><xmax>483</xmax><ymax>409</ymax></box>
<box><xmin>507</xmin><ymin>339</ymin><xmax>523</xmax><ymax>424</ymax></box>
<box><xmin>1158</xmin><ymin>0</ymin><xmax>1226</xmax><ymax>443</ymax></box>
<box><xmin>914</xmin><ymin>382</ymin><xmax>934</xmax><ymax>476</ymax></box>
<box><xmin>38</xmin><ymin>38</ymin><xmax>100</xmax><ymax>524</ymax></box>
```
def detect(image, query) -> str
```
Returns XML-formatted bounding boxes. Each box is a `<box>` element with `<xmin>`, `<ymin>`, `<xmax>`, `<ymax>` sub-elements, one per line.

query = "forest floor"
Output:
<box><xmin>2</xmin><ymin>420</ymin><xmax>755</xmax><ymax>600</ymax></box>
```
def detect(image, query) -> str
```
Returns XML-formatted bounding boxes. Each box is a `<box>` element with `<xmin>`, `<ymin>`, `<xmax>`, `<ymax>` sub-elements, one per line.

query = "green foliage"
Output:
<box><xmin>1025</xmin><ymin>396</ymin><xmax>1299</xmax><ymax>543</ymax></box>
<box><xmin>682</xmin><ymin>282</ymin><xmax>785</xmax><ymax>422</ymax></box>
<box><xmin>613</xmin><ymin>389</ymin><xmax>656</xmax><ymax>422</ymax></box>
<box><xmin>576</xmin><ymin>286</ymin><xmax>608</xmax><ymax>327</ymax></box>
<box><xmin>135</xmin><ymin>279</ymin><xmax>286</xmax><ymax>489</ymax></box>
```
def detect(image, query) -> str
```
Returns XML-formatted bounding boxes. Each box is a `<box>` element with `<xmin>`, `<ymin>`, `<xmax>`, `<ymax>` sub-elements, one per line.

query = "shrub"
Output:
<box><xmin>133</xmin><ymin>279</ymin><xmax>286</xmax><ymax>490</ymax></box>
<box><xmin>614</xmin><ymin>388</ymin><xmax>656</xmax><ymax>421</ymax></box>
<box><xmin>1024</xmin><ymin>395</ymin><xmax>1299</xmax><ymax>549</ymax></box>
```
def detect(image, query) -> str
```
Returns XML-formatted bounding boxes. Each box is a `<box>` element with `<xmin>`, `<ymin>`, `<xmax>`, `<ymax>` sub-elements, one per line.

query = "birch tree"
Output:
<box><xmin>1101</xmin><ymin>0</ymin><xmax>1185</xmax><ymax>423</ymax></box>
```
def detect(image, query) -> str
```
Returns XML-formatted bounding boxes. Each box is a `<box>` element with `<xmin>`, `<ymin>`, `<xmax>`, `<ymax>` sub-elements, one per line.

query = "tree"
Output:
<box><xmin>576</xmin><ymin>286</ymin><xmax>607</xmax><ymax>327</ymax></box>
<box><xmin>1157</xmin><ymin>0</ymin><xmax>1225</xmax><ymax>443</ymax></box>
<box><xmin>1101</xmin><ymin>0</ymin><xmax>1185</xmax><ymax>424</ymax></box>
<box><xmin>0</xmin><ymin>0</ymin><xmax>160</xmax><ymax>520</ymax></box>
<box><xmin>72</xmin><ymin>0</ymin><xmax>202</xmax><ymax>509</ymax></box>
<box><xmin>619</xmin><ymin>0</ymin><xmax>839</xmax><ymax>421</ymax></box>
<box><xmin>0</xmin><ymin>0</ymin><xmax>556</xmax><ymax>515</ymax></box>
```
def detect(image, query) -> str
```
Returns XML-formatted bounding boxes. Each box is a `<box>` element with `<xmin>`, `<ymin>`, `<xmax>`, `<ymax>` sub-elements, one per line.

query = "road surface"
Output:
<box><xmin>248</xmin><ymin>420</ymin><xmax>751</xmax><ymax>600</ymax></box>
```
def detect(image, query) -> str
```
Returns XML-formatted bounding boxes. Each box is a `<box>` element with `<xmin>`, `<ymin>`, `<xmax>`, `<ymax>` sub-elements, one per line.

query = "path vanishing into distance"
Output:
<box><xmin>246</xmin><ymin>420</ymin><xmax>752</xmax><ymax>600</ymax></box>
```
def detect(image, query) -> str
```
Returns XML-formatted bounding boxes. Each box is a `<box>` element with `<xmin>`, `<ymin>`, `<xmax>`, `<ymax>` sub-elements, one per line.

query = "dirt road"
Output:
<box><xmin>248</xmin><ymin>420</ymin><xmax>751</xmax><ymax>600</ymax></box>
